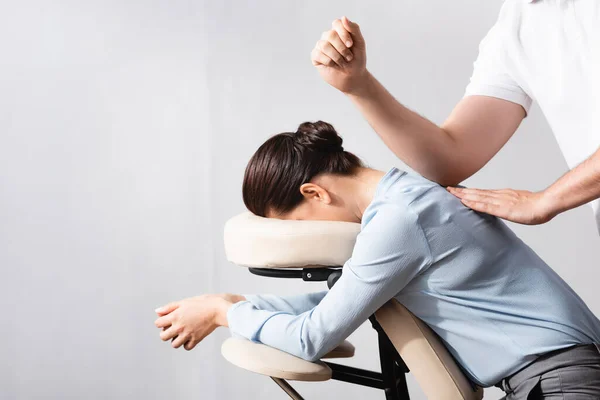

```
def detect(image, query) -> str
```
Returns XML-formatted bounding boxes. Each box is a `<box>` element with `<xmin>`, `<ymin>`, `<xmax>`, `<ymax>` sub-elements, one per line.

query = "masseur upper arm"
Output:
<box><xmin>440</xmin><ymin>13</ymin><xmax>530</xmax><ymax>186</ymax></box>
<box><xmin>439</xmin><ymin>95</ymin><xmax>526</xmax><ymax>184</ymax></box>
<box><xmin>347</xmin><ymin>75</ymin><xmax>526</xmax><ymax>187</ymax></box>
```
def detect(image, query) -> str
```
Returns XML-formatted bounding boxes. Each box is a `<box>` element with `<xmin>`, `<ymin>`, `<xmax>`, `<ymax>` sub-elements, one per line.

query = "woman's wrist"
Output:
<box><xmin>217</xmin><ymin>293</ymin><xmax>247</xmax><ymax>304</ymax></box>
<box><xmin>211</xmin><ymin>293</ymin><xmax>246</xmax><ymax>328</ymax></box>
<box><xmin>212</xmin><ymin>296</ymin><xmax>234</xmax><ymax>328</ymax></box>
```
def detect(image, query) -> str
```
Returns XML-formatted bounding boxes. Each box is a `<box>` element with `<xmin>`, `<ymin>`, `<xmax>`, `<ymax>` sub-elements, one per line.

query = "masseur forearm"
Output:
<box><xmin>543</xmin><ymin>147</ymin><xmax>600</xmax><ymax>218</ymax></box>
<box><xmin>346</xmin><ymin>72</ymin><xmax>462</xmax><ymax>185</ymax></box>
<box><xmin>312</xmin><ymin>17</ymin><xmax>525</xmax><ymax>187</ymax></box>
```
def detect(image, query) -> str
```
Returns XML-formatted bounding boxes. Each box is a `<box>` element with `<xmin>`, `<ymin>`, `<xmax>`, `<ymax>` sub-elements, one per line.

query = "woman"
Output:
<box><xmin>154</xmin><ymin>121</ymin><xmax>600</xmax><ymax>397</ymax></box>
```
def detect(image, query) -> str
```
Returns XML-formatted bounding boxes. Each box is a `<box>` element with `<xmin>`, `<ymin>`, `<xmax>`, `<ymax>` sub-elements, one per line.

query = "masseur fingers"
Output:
<box><xmin>311</xmin><ymin>46</ymin><xmax>334</xmax><ymax>67</ymax></box>
<box><xmin>333</xmin><ymin>18</ymin><xmax>353</xmax><ymax>47</ymax></box>
<box><xmin>321</xmin><ymin>28</ymin><xmax>353</xmax><ymax>62</ymax></box>
<box><xmin>460</xmin><ymin>196</ymin><xmax>503</xmax><ymax>207</ymax></box>
<box><xmin>315</xmin><ymin>39</ymin><xmax>347</xmax><ymax>68</ymax></box>
<box><xmin>341</xmin><ymin>16</ymin><xmax>365</xmax><ymax>48</ymax></box>
<box><xmin>460</xmin><ymin>199</ymin><xmax>501</xmax><ymax>215</ymax></box>
<box><xmin>449</xmin><ymin>189</ymin><xmax>504</xmax><ymax>205</ymax></box>
<box><xmin>449</xmin><ymin>187</ymin><xmax>509</xmax><ymax>198</ymax></box>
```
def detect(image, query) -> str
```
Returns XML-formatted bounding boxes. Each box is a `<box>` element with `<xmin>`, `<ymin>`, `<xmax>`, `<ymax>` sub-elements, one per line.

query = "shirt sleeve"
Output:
<box><xmin>226</xmin><ymin>204</ymin><xmax>432</xmax><ymax>362</ymax></box>
<box><xmin>242</xmin><ymin>291</ymin><xmax>328</xmax><ymax>314</ymax></box>
<box><xmin>464</xmin><ymin>10</ymin><xmax>533</xmax><ymax>115</ymax></box>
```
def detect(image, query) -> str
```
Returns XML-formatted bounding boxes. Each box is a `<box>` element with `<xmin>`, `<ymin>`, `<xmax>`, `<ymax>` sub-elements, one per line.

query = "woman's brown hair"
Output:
<box><xmin>242</xmin><ymin>121</ymin><xmax>364</xmax><ymax>217</ymax></box>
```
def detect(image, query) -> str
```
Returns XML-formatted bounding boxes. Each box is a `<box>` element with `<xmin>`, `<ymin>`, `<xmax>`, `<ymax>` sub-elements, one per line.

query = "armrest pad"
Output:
<box><xmin>221</xmin><ymin>338</ymin><xmax>332</xmax><ymax>381</ymax></box>
<box><xmin>221</xmin><ymin>338</ymin><xmax>355</xmax><ymax>381</ymax></box>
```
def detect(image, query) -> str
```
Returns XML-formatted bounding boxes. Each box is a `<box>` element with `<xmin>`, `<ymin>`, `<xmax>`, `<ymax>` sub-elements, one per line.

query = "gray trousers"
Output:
<box><xmin>495</xmin><ymin>343</ymin><xmax>600</xmax><ymax>399</ymax></box>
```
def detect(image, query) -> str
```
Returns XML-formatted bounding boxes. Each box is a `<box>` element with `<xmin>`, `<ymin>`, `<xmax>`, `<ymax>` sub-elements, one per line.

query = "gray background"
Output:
<box><xmin>1</xmin><ymin>1</ymin><xmax>598</xmax><ymax>399</ymax></box>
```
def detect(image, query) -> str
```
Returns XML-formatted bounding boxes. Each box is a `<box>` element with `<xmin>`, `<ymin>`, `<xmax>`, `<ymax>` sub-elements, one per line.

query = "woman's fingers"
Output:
<box><xmin>184</xmin><ymin>338</ymin><xmax>198</xmax><ymax>351</ymax></box>
<box><xmin>154</xmin><ymin>314</ymin><xmax>172</xmax><ymax>329</ymax></box>
<box><xmin>171</xmin><ymin>332</ymin><xmax>189</xmax><ymax>349</ymax></box>
<box><xmin>160</xmin><ymin>325</ymin><xmax>181</xmax><ymax>341</ymax></box>
<box><xmin>155</xmin><ymin>301</ymin><xmax>179</xmax><ymax>316</ymax></box>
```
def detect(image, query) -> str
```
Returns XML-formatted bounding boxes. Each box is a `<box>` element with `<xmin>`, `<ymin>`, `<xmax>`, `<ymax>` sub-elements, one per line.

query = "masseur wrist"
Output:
<box><xmin>343</xmin><ymin>69</ymin><xmax>376</xmax><ymax>97</ymax></box>
<box><xmin>537</xmin><ymin>189</ymin><xmax>562</xmax><ymax>223</ymax></box>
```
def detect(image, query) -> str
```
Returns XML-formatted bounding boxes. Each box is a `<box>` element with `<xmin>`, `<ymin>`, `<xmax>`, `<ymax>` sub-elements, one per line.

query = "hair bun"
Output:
<box><xmin>294</xmin><ymin>121</ymin><xmax>344</xmax><ymax>153</ymax></box>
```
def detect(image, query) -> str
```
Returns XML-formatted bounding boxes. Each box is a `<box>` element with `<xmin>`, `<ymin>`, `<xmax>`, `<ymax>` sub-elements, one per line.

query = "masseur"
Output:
<box><xmin>155</xmin><ymin>121</ymin><xmax>600</xmax><ymax>397</ymax></box>
<box><xmin>310</xmin><ymin>4</ymin><xmax>600</xmax><ymax>232</ymax></box>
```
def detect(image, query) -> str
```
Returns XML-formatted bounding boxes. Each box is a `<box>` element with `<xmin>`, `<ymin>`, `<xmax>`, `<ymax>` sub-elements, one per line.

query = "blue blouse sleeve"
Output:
<box><xmin>242</xmin><ymin>291</ymin><xmax>328</xmax><ymax>314</ymax></box>
<box><xmin>227</xmin><ymin>204</ymin><xmax>432</xmax><ymax>362</ymax></box>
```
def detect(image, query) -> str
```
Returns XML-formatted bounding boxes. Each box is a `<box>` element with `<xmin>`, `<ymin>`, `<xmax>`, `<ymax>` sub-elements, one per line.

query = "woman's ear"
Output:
<box><xmin>299</xmin><ymin>183</ymin><xmax>332</xmax><ymax>205</ymax></box>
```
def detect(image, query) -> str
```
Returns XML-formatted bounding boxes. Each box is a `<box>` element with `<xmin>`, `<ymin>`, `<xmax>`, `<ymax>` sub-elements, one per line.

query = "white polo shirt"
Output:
<box><xmin>464</xmin><ymin>0</ymin><xmax>600</xmax><ymax>234</ymax></box>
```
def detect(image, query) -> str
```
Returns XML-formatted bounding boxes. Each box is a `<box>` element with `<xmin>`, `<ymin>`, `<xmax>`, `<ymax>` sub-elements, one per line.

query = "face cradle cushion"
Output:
<box><xmin>224</xmin><ymin>211</ymin><xmax>361</xmax><ymax>268</ymax></box>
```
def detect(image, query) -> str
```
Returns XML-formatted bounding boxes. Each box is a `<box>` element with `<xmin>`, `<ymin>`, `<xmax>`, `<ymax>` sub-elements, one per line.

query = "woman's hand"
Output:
<box><xmin>311</xmin><ymin>16</ymin><xmax>369</xmax><ymax>95</ymax></box>
<box><xmin>154</xmin><ymin>294</ymin><xmax>234</xmax><ymax>351</ymax></box>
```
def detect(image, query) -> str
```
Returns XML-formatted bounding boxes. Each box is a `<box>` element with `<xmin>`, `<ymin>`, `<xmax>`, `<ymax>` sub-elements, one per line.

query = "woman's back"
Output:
<box><xmin>378</xmin><ymin>167</ymin><xmax>600</xmax><ymax>385</ymax></box>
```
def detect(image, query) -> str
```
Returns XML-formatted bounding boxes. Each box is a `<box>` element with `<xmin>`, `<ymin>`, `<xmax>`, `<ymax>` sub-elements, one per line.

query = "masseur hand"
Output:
<box><xmin>446</xmin><ymin>187</ymin><xmax>556</xmax><ymax>225</ymax></box>
<box><xmin>154</xmin><ymin>293</ymin><xmax>245</xmax><ymax>350</ymax></box>
<box><xmin>311</xmin><ymin>16</ymin><xmax>369</xmax><ymax>94</ymax></box>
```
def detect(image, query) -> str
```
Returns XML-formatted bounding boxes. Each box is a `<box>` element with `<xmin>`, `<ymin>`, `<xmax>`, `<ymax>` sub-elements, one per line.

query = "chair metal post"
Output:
<box><xmin>370</xmin><ymin>315</ymin><xmax>411</xmax><ymax>400</ymax></box>
<box><xmin>271</xmin><ymin>377</ymin><xmax>305</xmax><ymax>400</ymax></box>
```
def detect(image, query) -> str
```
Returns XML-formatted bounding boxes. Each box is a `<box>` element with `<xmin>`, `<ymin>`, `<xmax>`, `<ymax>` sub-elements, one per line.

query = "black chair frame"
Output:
<box><xmin>247</xmin><ymin>267</ymin><xmax>412</xmax><ymax>400</ymax></box>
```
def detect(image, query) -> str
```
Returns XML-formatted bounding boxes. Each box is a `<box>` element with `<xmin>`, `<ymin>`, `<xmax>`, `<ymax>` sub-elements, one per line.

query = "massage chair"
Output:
<box><xmin>221</xmin><ymin>211</ymin><xmax>484</xmax><ymax>400</ymax></box>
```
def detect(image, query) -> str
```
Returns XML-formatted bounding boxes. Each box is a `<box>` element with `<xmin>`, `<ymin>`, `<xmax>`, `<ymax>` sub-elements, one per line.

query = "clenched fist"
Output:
<box><xmin>311</xmin><ymin>16</ymin><xmax>369</xmax><ymax>94</ymax></box>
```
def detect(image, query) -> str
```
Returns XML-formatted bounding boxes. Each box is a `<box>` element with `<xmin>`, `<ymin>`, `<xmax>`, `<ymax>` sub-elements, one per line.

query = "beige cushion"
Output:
<box><xmin>375</xmin><ymin>300</ymin><xmax>483</xmax><ymax>400</ymax></box>
<box><xmin>322</xmin><ymin>339</ymin><xmax>355</xmax><ymax>359</ymax></box>
<box><xmin>221</xmin><ymin>338</ymin><xmax>332</xmax><ymax>381</ymax></box>
<box><xmin>223</xmin><ymin>211</ymin><xmax>360</xmax><ymax>268</ymax></box>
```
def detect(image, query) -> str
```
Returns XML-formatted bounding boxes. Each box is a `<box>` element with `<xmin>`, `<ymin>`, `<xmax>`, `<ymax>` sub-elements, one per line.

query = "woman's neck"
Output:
<box><xmin>307</xmin><ymin>167</ymin><xmax>388</xmax><ymax>223</ymax></box>
<box><xmin>342</xmin><ymin>167</ymin><xmax>387</xmax><ymax>222</ymax></box>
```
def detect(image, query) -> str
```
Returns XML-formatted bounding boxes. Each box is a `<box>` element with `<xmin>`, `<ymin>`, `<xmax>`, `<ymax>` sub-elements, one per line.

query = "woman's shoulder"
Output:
<box><xmin>379</xmin><ymin>168</ymin><xmax>441</xmax><ymax>206</ymax></box>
